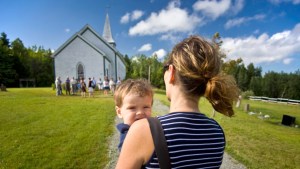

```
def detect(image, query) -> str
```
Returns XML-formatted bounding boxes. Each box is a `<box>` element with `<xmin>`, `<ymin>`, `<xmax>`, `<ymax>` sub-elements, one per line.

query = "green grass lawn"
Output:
<box><xmin>0</xmin><ymin>88</ymin><xmax>115</xmax><ymax>168</ymax></box>
<box><xmin>154</xmin><ymin>90</ymin><xmax>300</xmax><ymax>169</ymax></box>
<box><xmin>1</xmin><ymin>88</ymin><xmax>300</xmax><ymax>169</ymax></box>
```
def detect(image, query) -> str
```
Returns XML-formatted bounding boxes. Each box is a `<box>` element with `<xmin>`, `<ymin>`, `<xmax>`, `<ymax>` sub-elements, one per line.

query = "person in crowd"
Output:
<box><xmin>109</xmin><ymin>78</ymin><xmax>116</xmax><ymax>95</ymax></box>
<box><xmin>88</xmin><ymin>77</ymin><xmax>94</xmax><ymax>97</ymax></box>
<box><xmin>116</xmin><ymin>77</ymin><xmax>122</xmax><ymax>86</ymax></box>
<box><xmin>55</xmin><ymin>76</ymin><xmax>62</xmax><ymax>96</ymax></box>
<box><xmin>65</xmin><ymin>76</ymin><xmax>71</xmax><ymax>95</ymax></box>
<box><xmin>71</xmin><ymin>77</ymin><xmax>77</xmax><ymax>95</ymax></box>
<box><xmin>103</xmin><ymin>76</ymin><xmax>110</xmax><ymax>95</ymax></box>
<box><xmin>114</xmin><ymin>79</ymin><xmax>153</xmax><ymax>151</ymax></box>
<box><xmin>97</xmin><ymin>78</ymin><xmax>103</xmax><ymax>92</ymax></box>
<box><xmin>116</xmin><ymin>35</ymin><xmax>240</xmax><ymax>168</ymax></box>
<box><xmin>80</xmin><ymin>77</ymin><xmax>86</xmax><ymax>98</ymax></box>
<box><xmin>92</xmin><ymin>77</ymin><xmax>96</xmax><ymax>89</ymax></box>
<box><xmin>77</xmin><ymin>78</ymin><xmax>81</xmax><ymax>94</ymax></box>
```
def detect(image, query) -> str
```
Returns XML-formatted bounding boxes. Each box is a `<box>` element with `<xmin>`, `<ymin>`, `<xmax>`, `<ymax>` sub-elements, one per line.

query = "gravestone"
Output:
<box><xmin>236</xmin><ymin>95</ymin><xmax>242</xmax><ymax>108</ymax></box>
<box><xmin>0</xmin><ymin>84</ymin><xmax>7</xmax><ymax>91</ymax></box>
<box><xmin>281</xmin><ymin>115</ymin><xmax>296</xmax><ymax>126</ymax></box>
<box><xmin>244</xmin><ymin>104</ymin><xmax>250</xmax><ymax>112</ymax></box>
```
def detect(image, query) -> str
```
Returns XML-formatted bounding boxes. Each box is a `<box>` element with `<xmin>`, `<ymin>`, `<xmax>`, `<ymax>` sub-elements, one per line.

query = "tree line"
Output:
<box><xmin>0</xmin><ymin>32</ymin><xmax>54</xmax><ymax>87</ymax></box>
<box><xmin>1</xmin><ymin>32</ymin><xmax>299</xmax><ymax>99</ymax></box>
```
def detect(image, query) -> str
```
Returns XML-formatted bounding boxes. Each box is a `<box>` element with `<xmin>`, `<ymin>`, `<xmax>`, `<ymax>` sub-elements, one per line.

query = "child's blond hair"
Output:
<box><xmin>114</xmin><ymin>79</ymin><xmax>153</xmax><ymax>107</ymax></box>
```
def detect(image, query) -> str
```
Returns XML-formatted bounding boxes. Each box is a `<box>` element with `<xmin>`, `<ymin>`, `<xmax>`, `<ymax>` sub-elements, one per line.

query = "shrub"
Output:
<box><xmin>51</xmin><ymin>83</ymin><xmax>55</xmax><ymax>90</ymax></box>
<box><xmin>242</xmin><ymin>90</ymin><xmax>254</xmax><ymax>100</ymax></box>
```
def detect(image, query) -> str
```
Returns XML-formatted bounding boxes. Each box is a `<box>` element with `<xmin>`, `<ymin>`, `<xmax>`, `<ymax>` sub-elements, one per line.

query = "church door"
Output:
<box><xmin>77</xmin><ymin>63</ymin><xmax>85</xmax><ymax>79</ymax></box>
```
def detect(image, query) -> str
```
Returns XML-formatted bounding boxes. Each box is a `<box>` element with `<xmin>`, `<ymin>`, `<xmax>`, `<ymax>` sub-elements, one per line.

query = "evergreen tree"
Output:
<box><xmin>0</xmin><ymin>32</ymin><xmax>16</xmax><ymax>86</ymax></box>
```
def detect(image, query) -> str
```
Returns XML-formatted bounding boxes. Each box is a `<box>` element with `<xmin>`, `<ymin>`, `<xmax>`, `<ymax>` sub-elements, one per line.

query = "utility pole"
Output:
<box><xmin>148</xmin><ymin>65</ymin><xmax>151</xmax><ymax>83</ymax></box>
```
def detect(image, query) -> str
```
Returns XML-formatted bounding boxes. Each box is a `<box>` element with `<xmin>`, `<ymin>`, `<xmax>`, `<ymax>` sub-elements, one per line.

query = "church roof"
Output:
<box><xmin>51</xmin><ymin>24</ymin><xmax>124</xmax><ymax>64</ymax></box>
<box><xmin>103</xmin><ymin>13</ymin><xmax>115</xmax><ymax>46</ymax></box>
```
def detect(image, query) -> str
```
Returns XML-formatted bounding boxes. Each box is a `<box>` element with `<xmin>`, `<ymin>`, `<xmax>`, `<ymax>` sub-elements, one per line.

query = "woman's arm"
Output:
<box><xmin>115</xmin><ymin>119</ymin><xmax>154</xmax><ymax>169</ymax></box>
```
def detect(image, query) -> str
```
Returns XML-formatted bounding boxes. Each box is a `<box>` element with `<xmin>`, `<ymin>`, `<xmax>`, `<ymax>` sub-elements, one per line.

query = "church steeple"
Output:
<box><xmin>103</xmin><ymin>13</ymin><xmax>116</xmax><ymax>47</ymax></box>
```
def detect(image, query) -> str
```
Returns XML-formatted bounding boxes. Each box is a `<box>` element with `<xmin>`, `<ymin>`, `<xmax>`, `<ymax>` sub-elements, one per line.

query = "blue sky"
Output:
<box><xmin>1</xmin><ymin>0</ymin><xmax>299</xmax><ymax>74</ymax></box>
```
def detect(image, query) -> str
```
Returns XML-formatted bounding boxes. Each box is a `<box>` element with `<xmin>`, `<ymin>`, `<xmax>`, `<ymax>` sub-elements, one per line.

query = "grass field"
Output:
<box><xmin>1</xmin><ymin>88</ymin><xmax>300</xmax><ymax>169</ymax></box>
<box><xmin>0</xmin><ymin>88</ymin><xmax>115</xmax><ymax>168</ymax></box>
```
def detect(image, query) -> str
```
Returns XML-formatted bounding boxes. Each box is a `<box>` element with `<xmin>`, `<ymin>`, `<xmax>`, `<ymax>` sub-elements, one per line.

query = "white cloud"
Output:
<box><xmin>268</xmin><ymin>0</ymin><xmax>300</xmax><ymax>4</ymax></box>
<box><xmin>159</xmin><ymin>33</ymin><xmax>183</xmax><ymax>44</ymax></box>
<box><xmin>129</xmin><ymin>1</ymin><xmax>202</xmax><ymax>36</ymax></box>
<box><xmin>120</xmin><ymin>10</ymin><xmax>144</xmax><ymax>24</ymax></box>
<box><xmin>65</xmin><ymin>28</ymin><xmax>70</xmax><ymax>33</ymax></box>
<box><xmin>138</xmin><ymin>43</ymin><xmax>152</xmax><ymax>52</ymax></box>
<box><xmin>231</xmin><ymin>0</ymin><xmax>244</xmax><ymax>15</ymax></box>
<box><xmin>193</xmin><ymin>0</ymin><xmax>231</xmax><ymax>20</ymax></box>
<box><xmin>283</xmin><ymin>58</ymin><xmax>293</xmax><ymax>64</ymax></box>
<box><xmin>152</xmin><ymin>49</ymin><xmax>167</xmax><ymax>59</ymax></box>
<box><xmin>224</xmin><ymin>18</ymin><xmax>246</xmax><ymax>29</ymax></box>
<box><xmin>120</xmin><ymin>13</ymin><xmax>130</xmax><ymax>24</ymax></box>
<box><xmin>225</xmin><ymin>14</ymin><xmax>266</xmax><ymax>29</ymax></box>
<box><xmin>253</xmin><ymin>29</ymin><xmax>260</xmax><ymax>34</ymax></box>
<box><xmin>132</xmin><ymin>10</ymin><xmax>144</xmax><ymax>21</ymax></box>
<box><xmin>221</xmin><ymin>23</ymin><xmax>300</xmax><ymax>65</ymax></box>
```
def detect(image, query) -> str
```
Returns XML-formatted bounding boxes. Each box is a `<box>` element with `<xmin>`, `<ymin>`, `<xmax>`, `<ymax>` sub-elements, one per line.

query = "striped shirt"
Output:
<box><xmin>145</xmin><ymin>112</ymin><xmax>225</xmax><ymax>169</ymax></box>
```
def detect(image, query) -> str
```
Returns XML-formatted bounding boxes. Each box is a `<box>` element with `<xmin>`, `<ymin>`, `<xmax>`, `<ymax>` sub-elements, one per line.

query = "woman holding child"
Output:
<box><xmin>116</xmin><ymin>35</ymin><xmax>240</xmax><ymax>169</ymax></box>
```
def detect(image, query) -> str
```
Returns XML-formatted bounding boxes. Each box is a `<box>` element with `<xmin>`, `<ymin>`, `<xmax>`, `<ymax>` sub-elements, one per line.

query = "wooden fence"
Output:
<box><xmin>249</xmin><ymin>96</ymin><xmax>300</xmax><ymax>105</ymax></box>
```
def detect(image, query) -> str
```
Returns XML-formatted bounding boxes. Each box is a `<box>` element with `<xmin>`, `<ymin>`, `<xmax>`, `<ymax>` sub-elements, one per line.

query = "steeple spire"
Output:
<box><xmin>103</xmin><ymin>13</ymin><xmax>116</xmax><ymax>47</ymax></box>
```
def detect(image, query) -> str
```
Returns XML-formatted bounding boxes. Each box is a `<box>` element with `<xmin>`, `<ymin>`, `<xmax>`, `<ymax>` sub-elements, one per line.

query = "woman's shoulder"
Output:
<box><xmin>127</xmin><ymin>119</ymin><xmax>153</xmax><ymax>149</ymax></box>
<box><xmin>118</xmin><ymin>119</ymin><xmax>154</xmax><ymax>167</ymax></box>
<box><xmin>130</xmin><ymin>118</ymin><xmax>149</xmax><ymax>132</ymax></box>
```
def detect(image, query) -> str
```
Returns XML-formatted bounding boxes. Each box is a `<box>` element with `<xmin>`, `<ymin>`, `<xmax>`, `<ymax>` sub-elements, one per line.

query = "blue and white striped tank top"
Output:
<box><xmin>145</xmin><ymin>112</ymin><xmax>225</xmax><ymax>169</ymax></box>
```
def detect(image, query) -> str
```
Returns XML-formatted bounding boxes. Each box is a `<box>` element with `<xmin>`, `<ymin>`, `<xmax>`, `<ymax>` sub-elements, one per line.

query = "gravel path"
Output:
<box><xmin>105</xmin><ymin>99</ymin><xmax>247</xmax><ymax>169</ymax></box>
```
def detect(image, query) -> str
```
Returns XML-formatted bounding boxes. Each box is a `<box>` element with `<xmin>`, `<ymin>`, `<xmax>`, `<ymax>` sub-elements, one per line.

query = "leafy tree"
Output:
<box><xmin>27</xmin><ymin>47</ymin><xmax>53</xmax><ymax>87</ymax></box>
<box><xmin>237</xmin><ymin>64</ymin><xmax>248</xmax><ymax>91</ymax></box>
<box><xmin>0</xmin><ymin>32</ymin><xmax>54</xmax><ymax>87</ymax></box>
<box><xmin>11</xmin><ymin>38</ymin><xmax>29</xmax><ymax>82</ymax></box>
<box><xmin>148</xmin><ymin>54</ymin><xmax>164</xmax><ymax>88</ymax></box>
<box><xmin>263</xmin><ymin>71</ymin><xmax>280</xmax><ymax>98</ymax></box>
<box><xmin>0</xmin><ymin>33</ymin><xmax>16</xmax><ymax>86</ymax></box>
<box><xmin>0</xmin><ymin>32</ymin><xmax>10</xmax><ymax>47</ymax></box>
<box><xmin>222</xmin><ymin>58</ymin><xmax>243</xmax><ymax>77</ymax></box>
<box><xmin>286</xmin><ymin>70</ymin><xmax>300</xmax><ymax>99</ymax></box>
<box><xmin>125</xmin><ymin>53</ymin><xmax>164</xmax><ymax>88</ymax></box>
<box><xmin>249</xmin><ymin>76</ymin><xmax>263</xmax><ymax>96</ymax></box>
<box><xmin>123</xmin><ymin>54</ymin><xmax>131</xmax><ymax>79</ymax></box>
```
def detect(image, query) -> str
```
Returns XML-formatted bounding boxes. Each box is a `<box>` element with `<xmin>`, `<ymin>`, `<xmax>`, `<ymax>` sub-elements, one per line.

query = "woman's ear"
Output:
<box><xmin>169</xmin><ymin>65</ymin><xmax>176</xmax><ymax>83</ymax></box>
<box><xmin>115</xmin><ymin>106</ymin><xmax>123</xmax><ymax>118</ymax></box>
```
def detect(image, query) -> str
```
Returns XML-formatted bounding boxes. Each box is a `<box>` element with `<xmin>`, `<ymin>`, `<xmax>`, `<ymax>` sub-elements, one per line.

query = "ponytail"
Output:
<box><xmin>204</xmin><ymin>74</ymin><xmax>240</xmax><ymax>117</ymax></box>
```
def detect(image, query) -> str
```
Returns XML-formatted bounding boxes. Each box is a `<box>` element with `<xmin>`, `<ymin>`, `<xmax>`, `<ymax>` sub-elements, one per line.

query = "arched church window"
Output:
<box><xmin>77</xmin><ymin>63</ymin><xmax>84</xmax><ymax>79</ymax></box>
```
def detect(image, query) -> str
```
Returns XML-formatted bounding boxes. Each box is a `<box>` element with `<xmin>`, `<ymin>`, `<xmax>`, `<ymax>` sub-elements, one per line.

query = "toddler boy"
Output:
<box><xmin>114</xmin><ymin>79</ymin><xmax>153</xmax><ymax>151</ymax></box>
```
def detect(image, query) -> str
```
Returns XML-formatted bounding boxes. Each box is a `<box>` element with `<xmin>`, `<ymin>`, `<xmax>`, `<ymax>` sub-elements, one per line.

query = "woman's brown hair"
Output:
<box><xmin>166</xmin><ymin>35</ymin><xmax>240</xmax><ymax>117</ymax></box>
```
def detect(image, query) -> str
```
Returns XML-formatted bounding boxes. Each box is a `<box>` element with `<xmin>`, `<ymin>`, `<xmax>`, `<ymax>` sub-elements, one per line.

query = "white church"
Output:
<box><xmin>52</xmin><ymin>14</ymin><xmax>126</xmax><ymax>82</ymax></box>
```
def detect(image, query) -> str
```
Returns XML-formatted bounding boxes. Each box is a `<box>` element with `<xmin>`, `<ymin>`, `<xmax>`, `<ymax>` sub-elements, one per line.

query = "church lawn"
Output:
<box><xmin>154</xmin><ymin>90</ymin><xmax>300</xmax><ymax>169</ymax></box>
<box><xmin>0</xmin><ymin>88</ymin><xmax>115</xmax><ymax>168</ymax></box>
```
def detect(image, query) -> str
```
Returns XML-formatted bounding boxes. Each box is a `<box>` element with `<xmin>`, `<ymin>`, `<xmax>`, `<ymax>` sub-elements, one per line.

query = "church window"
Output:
<box><xmin>77</xmin><ymin>63</ymin><xmax>84</xmax><ymax>79</ymax></box>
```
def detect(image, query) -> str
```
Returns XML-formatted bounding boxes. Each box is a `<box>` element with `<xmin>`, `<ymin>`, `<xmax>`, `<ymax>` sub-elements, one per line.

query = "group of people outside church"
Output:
<box><xmin>55</xmin><ymin>76</ymin><xmax>122</xmax><ymax>97</ymax></box>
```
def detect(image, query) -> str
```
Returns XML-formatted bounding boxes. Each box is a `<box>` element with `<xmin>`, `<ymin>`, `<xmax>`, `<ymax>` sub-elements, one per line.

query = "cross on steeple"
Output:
<box><xmin>106</xmin><ymin>5</ymin><xmax>110</xmax><ymax>13</ymax></box>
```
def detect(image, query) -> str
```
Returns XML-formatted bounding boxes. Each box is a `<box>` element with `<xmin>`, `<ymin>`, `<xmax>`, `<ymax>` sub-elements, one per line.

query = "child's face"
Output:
<box><xmin>116</xmin><ymin>93</ymin><xmax>152</xmax><ymax>125</ymax></box>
